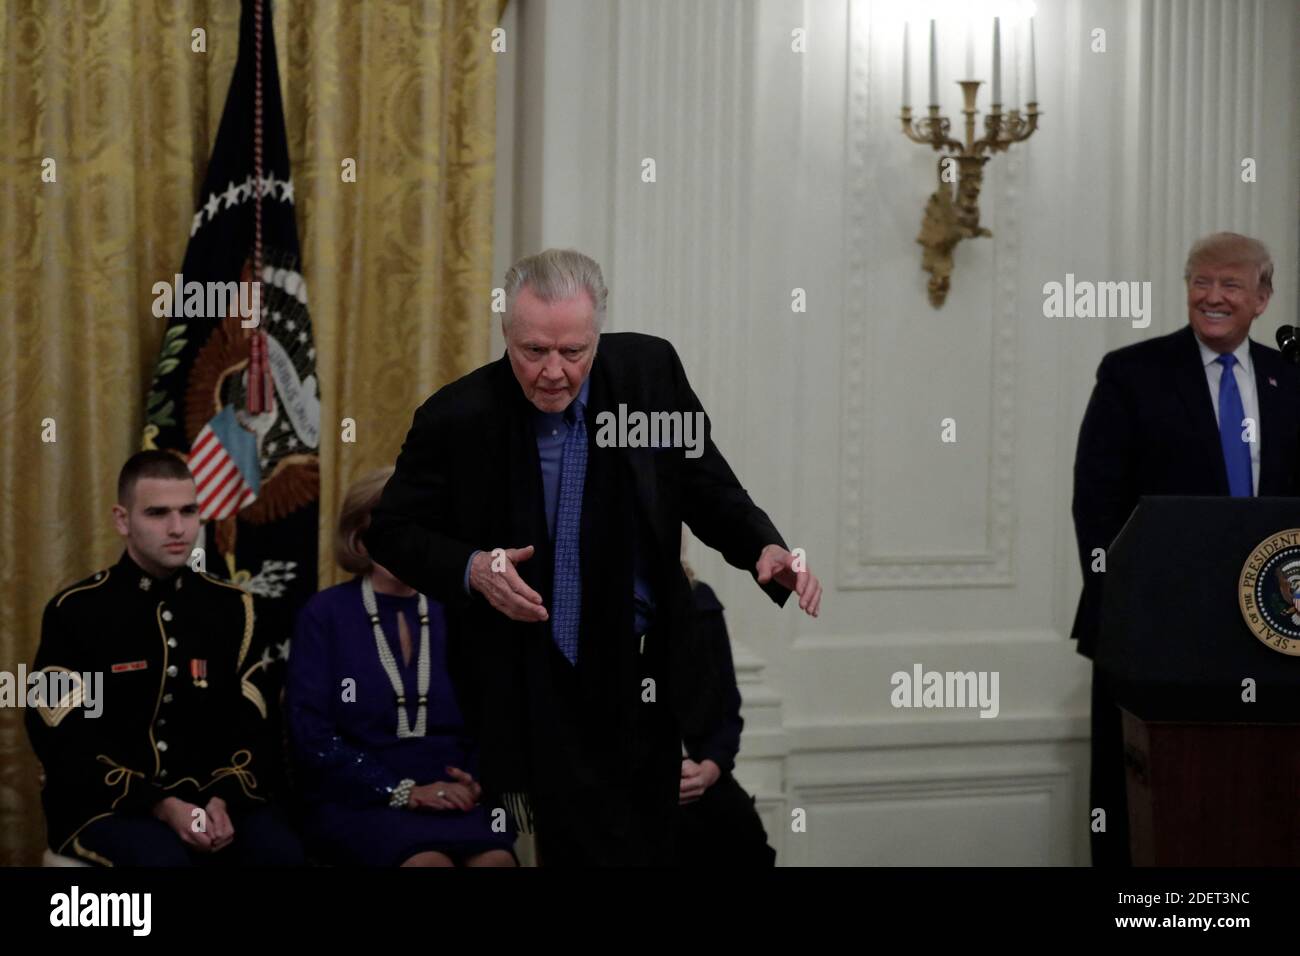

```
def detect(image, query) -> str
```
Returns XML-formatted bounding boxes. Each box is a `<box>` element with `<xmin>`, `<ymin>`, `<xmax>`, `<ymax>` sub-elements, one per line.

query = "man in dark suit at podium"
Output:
<box><xmin>1072</xmin><ymin>232</ymin><xmax>1299</xmax><ymax>866</ymax></box>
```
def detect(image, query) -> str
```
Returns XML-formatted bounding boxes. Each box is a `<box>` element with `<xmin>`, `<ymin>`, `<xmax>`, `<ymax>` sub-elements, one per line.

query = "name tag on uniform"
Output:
<box><xmin>111</xmin><ymin>660</ymin><xmax>148</xmax><ymax>673</ymax></box>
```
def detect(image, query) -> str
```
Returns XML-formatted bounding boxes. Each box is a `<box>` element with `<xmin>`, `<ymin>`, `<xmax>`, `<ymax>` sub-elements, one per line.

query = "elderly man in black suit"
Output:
<box><xmin>1072</xmin><ymin>232</ymin><xmax>1300</xmax><ymax>866</ymax></box>
<box><xmin>365</xmin><ymin>248</ymin><xmax>820</xmax><ymax>866</ymax></box>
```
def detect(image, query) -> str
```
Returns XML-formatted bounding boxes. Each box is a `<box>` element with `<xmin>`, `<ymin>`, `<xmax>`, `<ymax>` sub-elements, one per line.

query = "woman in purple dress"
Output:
<box><xmin>288</xmin><ymin>467</ymin><xmax>517</xmax><ymax>866</ymax></box>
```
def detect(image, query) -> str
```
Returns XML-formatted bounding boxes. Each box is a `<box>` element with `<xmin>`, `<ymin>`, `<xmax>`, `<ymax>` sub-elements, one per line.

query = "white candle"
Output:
<box><xmin>992</xmin><ymin>17</ymin><xmax>1001</xmax><ymax>104</ymax></box>
<box><xmin>965</xmin><ymin>23</ymin><xmax>975</xmax><ymax>78</ymax></box>
<box><xmin>928</xmin><ymin>20</ymin><xmax>938</xmax><ymax>106</ymax></box>
<box><xmin>1010</xmin><ymin>18</ymin><xmax>1020</xmax><ymax>108</ymax></box>
<box><xmin>1028</xmin><ymin>16</ymin><xmax>1036</xmax><ymax>102</ymax></box>
<box><xmin>903</xmin><ymin>21</ymin><xmax>911</xmax><ymax>109</ymax></box>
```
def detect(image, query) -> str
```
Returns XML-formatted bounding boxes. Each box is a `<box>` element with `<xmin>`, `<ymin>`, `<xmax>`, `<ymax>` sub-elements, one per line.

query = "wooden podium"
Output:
<box><xmin>1097</xmin><ymin>497</ymin><xmax>1300</xmax><ymax>865</ymax></box>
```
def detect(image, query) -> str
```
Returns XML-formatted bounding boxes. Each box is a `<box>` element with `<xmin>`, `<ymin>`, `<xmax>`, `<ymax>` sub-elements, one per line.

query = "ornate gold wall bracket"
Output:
<box><xmin>902</xmin><ymin>81</ymin><xmax>1040</xmax><ymax>307</ymax></box>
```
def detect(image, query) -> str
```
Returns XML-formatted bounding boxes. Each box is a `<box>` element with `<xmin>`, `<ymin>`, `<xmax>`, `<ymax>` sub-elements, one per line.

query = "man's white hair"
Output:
<box><xmin>503</xmin><ymin>248</ymin><xmax>608</xmax><ymax>333</ymax></box>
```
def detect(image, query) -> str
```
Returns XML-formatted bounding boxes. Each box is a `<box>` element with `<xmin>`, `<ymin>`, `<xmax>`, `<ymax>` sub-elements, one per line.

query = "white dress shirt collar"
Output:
<box><xmin>1195</xmin><ymin>331</ymin><xmax>1253</xmax><ymax>376</ymax></box>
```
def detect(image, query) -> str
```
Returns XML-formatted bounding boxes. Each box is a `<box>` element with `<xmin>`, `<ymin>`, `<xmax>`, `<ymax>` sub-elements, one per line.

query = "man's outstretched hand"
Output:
<box><xmin>469</xmin><ymin>546</ymin><xmax>549</xmax><ymax>622</ymax></box>
<box><xmin>756</xmin><ymin>544</ymin><xmax>822</xmax><ymax>617</ymax></box>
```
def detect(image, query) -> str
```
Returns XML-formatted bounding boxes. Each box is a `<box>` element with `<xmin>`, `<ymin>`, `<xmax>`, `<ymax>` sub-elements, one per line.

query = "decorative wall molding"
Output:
<box><xmin>789</xmin><ymin>713</ymin><xmax>1091</xmax><ymax>752</ymax></box>
<box><xmin>791</xmin><ymin>767</ymin><xmax>1073</xmax><ymax>803</ymax></box>
<box><xmin>784</xmin><ymin>765</ymin><xmax>1076</xmax><ymax>866</ymax></box>
<box><xmin>839</xmin><ymin>0</ymin><xmax>1020</xmax><ymax>590</ymax></box>
<box><xmin>792</xmin><ymin>625</ymin><xmax>1072</xmax><ymax>651</ymax></box>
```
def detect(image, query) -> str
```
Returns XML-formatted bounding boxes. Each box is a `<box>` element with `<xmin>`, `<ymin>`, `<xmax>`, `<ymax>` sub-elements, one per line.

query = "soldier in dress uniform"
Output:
<box><xmin>25</xmin><ymin>450</ymin><xmax>303</xmax><ymax>866</ymax></box>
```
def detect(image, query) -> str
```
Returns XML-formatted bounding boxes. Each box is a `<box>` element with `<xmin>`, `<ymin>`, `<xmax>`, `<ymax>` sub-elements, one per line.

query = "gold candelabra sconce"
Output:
<box><xmin>899</xmin><ymin>12</ymin><xmax>1041</xmax><ymax>307</ymax></box>
<box><xmin>901</xmin><ymin>83</ymin><xmax>1040</xmax><ymax>308</ymax></box>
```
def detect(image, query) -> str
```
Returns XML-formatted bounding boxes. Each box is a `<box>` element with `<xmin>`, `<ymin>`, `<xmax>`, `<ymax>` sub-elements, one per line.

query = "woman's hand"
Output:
<box><xmin>444</xmin><ymin>765</ymin><xmax>482</xmax><ymax>802</ymax></box>
<box><xmin>408</xmin><ymin>781</ymin><xmax>476</xmax><ymax>812</ymax></box>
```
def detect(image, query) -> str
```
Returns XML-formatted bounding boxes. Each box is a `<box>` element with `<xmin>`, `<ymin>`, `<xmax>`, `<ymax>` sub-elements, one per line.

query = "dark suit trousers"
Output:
<box><xmin>676</xmin><ymin>772</ymin><xmax>776</xmax><ymax>866</ymax></box>
<box><xmin>1090</xmin><ymin>669</ymin><xmax>1132</xmax><ymax>867</ymax></box>
<box><xmin>531</xmin><ymin>634</ymin><xmax>681</xmax><ymax>867</ymax></box>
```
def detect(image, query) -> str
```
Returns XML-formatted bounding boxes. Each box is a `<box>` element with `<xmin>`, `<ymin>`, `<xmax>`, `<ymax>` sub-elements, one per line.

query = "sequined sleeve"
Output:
<box><xmin>297</xmin><ymin>733</ymin><xmax>401</xmax><ymax>806</ymax></box>
<box><xmin>286</xmin><ymin>597</ymin><xmax>403</xmax><ymax>807</ymax></box>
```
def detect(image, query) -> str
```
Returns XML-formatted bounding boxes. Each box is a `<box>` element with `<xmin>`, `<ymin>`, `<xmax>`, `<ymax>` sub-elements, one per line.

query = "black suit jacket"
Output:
<box><xmin>682</xmin><ymin>580</ymin><xmax>743</xmax><ymax>774</ymax></box>
<box><xmin>1071</xmin><ymin>325</ymin><xmax>1300</xmax><ymax>658</ymax></box>
<box><xmin>364</xmin><ymin>332</ymin><xmax>788</xmax><ymax>799</ymax></box>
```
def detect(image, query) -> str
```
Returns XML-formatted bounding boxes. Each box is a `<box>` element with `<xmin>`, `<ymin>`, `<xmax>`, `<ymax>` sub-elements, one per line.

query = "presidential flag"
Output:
<box><xmin>142</xmin><ymin>0</ymin><xmax>318</xmax><ymax>652</ymax></box>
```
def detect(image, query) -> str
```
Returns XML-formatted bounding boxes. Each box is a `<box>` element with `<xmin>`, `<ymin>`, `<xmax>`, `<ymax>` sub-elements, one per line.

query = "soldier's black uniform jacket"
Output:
<box><xmin>25</xmin><ymin>552</ymin><xmax>281</xmax><ymax>857</ymax></box>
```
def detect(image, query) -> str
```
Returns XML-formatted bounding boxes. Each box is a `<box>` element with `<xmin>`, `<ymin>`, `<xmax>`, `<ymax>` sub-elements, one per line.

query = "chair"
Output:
<box><xmin>42</xmin><ymin>848</ymin><xmax>90</xmax><ymax>867</ymax></box>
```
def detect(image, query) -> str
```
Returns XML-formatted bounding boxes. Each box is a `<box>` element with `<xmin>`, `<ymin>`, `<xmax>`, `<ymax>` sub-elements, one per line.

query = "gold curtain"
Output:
<box><xmin>0</xmin><ymin>0</ymin><xmax>503</xmax><ymax>866</ymax></box>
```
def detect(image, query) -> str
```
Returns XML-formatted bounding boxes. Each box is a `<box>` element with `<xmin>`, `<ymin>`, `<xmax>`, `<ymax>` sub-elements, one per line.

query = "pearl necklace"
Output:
<box><xmin>361</xmin><ymin>575</ymin><xmax>430</xmax><ymax>738</ymax></box>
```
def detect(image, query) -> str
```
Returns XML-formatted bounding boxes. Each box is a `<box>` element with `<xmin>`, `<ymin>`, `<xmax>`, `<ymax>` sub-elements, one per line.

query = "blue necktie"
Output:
<box><xmin>551</xmin><ymin>400</ymin><xmax>587</xmax><ymax>664</ymax></box>
<box><xmin>1216</xmin><ymin>354</ymin><xmax>1252</xmax><ymax>497</ymax></box>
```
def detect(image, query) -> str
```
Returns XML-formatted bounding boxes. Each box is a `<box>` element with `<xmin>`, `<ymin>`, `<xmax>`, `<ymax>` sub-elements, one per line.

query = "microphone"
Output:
<box><xmin>1276</xmin><ymin>326</ymin><xmax>1300</xmax><ymax>365</ymax></box>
